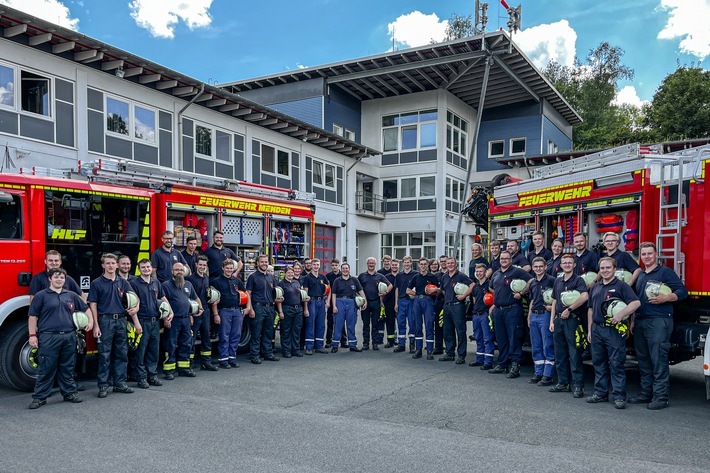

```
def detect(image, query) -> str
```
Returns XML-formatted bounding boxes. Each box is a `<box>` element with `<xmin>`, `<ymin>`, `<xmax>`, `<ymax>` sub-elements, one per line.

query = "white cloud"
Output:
<box><xmin>657</xmin><ymin>0</ymin><xmax>710</xmax><ymax>60</ymax></box>
<box><xmin>613</xmin><ymin>86</ymin><xmax>649</xmax><ymax>108</ymax></box>
<box><xmin>516</xmin><ymin>20</ymin><xmax>577</xmax><ymax>70</ymax></box>
<box><xmin>1</xmin><ymin>0</ymin><xmax>79</xmax><ymax>30</ymax></box>
<box><xmin>129</xmin><ymin>0</ymin><xmax>213</xmax><ymax>39</ymax></box>
<box><xmin>387</xmin><ymin>11</ymin><xmax>448</xmax><ymax>49</ymax></box>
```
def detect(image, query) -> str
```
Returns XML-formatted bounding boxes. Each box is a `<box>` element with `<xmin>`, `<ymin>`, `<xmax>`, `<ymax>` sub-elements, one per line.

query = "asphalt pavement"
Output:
<box><xmin>1</xmin><ymin>323</ymin><xmax>709</xmax><ymax>473</ymax></box>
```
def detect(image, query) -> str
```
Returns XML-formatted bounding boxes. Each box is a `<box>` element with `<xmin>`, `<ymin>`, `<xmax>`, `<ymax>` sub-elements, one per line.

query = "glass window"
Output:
<box><xmin>277</xmin><ymin>150</ymin><xmax>289</xmax><ymax>176</ymax></box>
<box><xmin>420</xmin><ymin>122</ymin><xmax>436</xmax><ymax>148</ymax></box>
<box><xmin>409</xmin><ymin>232</ymin><xmax>423</xmax><ymax>246</ymax></box>
<box><xmin>394</xmin><ymin>247</ymin><xmax>407</xmax><ymax>260</ymax></box>
<box><xmin>393</xmin><ymin>233</ymin><xmax>406</xmax><ymax>246</ymax></box>
<box><xmin>21</xmin><ymin>71</ymin><xmax>50</xmax><ymax>117</ymax></box>
<box><xmin>420</xmin><ymin>176</ymin><xmax>435</xmax><ymax>197</ymax></box>
<box><xmin>424</xmin><ymin>246</ymin><xmax>436</xmax><ymax>259</ymax></box>
<box><xmin>381</xmin><ymin>234</ymin><xmax>392</xmax><ymax>246</ymax></box>
<box><xmin>489</xmin><ymin>140</ymin><xmax>504</xmax><ymax>157</ymax></box>
<box><xmin>460</xmin><ymin>119</ymin><xmax>468</xmax><ymax>132</ymax></box>
<box><xmin>453</xmin><ymin>129</ymin><xmax>460</xmax><ymax>153</ymax></box>
<box><xmin>419</xmin><ymin>110</ymin><xmax>438</xmax><ymax>121</ymax></box>
<box><xmin>313</xmin><ymin>161</ymin><xmax>323</xmax><ymax>185</ymax></box>
<box><xmin>134</xmin><ymin>106</ymin><xmax>155</xmax><ymax>143</ymax></box>
<box><xmin>106</xmin><ymin>97</ymin><xmax>129</xmax><ymax>136</ymax></box>
<box><xmin>445</xmin><ymin>178</ymin><xmax>451</xmax><ymax>198</ymax></box>
<box><xmin>345</xmin><ymin>129</ymin><xmax>355</xmax><ymax>141</ymax></box>
<box><xmin>424</xmin><ymin>232</ymin><xmax>436</xmax><ymax>243</ymax></box>
<box><xmin>216</xmin><ymin>130</ymin><xmax>230</xmax><ymax>161</ymax></box>
<box><xmin>383</xmin><ymin>128</ymin><xmax>398</xmax><ymax>152</ymax></box>
<box><xmin>401</xmin><ymin>126</ymin><xmax>417</xmax><ymax>150</ymax></box>
<box><xmin>195</xmin><ymin>125</ymin><xmax>212</xmax><ymax>157</ymax></box>
<box><xmin>460</xmin><ymin>134</ymin><xmax>467</xmax><ymax>155</ymax></box>
<box><xmin>511</xmin><ymin>138</ymin><xmax>526</xmax><ymax>155</ymax></box>
<box><xmin>0</xmin><ymin>65</ymin><xmax>14</xmax><ymax>107</ymax></box>
<box><xmin>383</xmin><ymin>180</ymin><xmax>397</xmax><ymax>199</ymax></box>
<box><xmin>398</xmin><ymin>112</ymin><xmax>418</xmax><ymax>125</ymax></box>
<box><xmin>262</xmin><ymin>145</ymin><xmax>275</xmax><ymax>173</ymax></box>
<box><xmin>324</xmin><ymin>164</ymin><xmax>335</xmax><ymax>187</ymax></box>
<box><xmin>0</xmin><ymin>193</ymin><xmax>21</xmax><ymax>239</ymax></box>
<box><xmin>333</xmin><ymin>123</ymin><xmax>343</xmax><ymax>136</ymax></box>
<box><xmin>382</xmin><ymin>115</ymin><xmax>395</xmax><ymax>127</ymax></box>
<box><xmin>401</xmin><ymin>178</ymin><xmax>416</xmax><ymax>198</ymax></box>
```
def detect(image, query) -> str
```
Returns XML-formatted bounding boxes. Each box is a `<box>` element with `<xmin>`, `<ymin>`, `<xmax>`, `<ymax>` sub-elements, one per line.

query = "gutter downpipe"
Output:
<box><xmin>453</xmin><ymin>55</ymin><xmax>492</xmax><ymax>259</ymax></box>
<box><xmin>344</xmin><ymin>149</ymin><xmax>368</xmax><ymax>266</ymax></box>
<box><xmin>177</xmin><ymin>83</ymin><xmax>206</xmax><ymax>184</ymax></box>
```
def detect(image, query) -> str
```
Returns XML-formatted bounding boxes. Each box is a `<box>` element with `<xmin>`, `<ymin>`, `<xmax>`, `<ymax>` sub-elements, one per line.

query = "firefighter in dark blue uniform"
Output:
<box><xmin>586</xmin><ymin>257</ymin><xmax>640</xmax><ymax>409</ymax></box>
<box><xmin>89</xmin><ymin>253</ymin><xmax>137</xmax><ymax>398</ymax></box>
<box><xmin>204</xmin><ymin>230</ymin><xmax>242</xmax><ymax>281</ymax></box>
<box><xmin>246</xmin><ymin>254</ymin><xmax>281</xmax><ymax>364</ymax></box>
<box><xmin>28</xmin><ymin>268</ymin><xmax>91</xmax><ymax>409</ymax></box>
<box><xmin>488</xmin><ymin>251</ymin><xmax>533</xmax><ymax>377</ymax></box>
<box><xmin>382</xmin><ymin>259</ymin><xmax>399</xmax><ymax>348</ymax></box>
<box><xmin>527</xmin><ymin>257</ymin><xmax>556</xmax><ymax>385</ymax></box>
<box><xmin>151</xmin><ymin>230</ymin><xmax>188</xmax><ymax>282</ymax></box>
<box><xmin>470</xmin><ymin>263</ymin><xmax>494</xmax><ymax>369</ymax></box>
<box><xmin>602</xmin><ymin>232</ymin><xmax>641</xmax><ymax>286</ymax></box>
<box><xmin>573</xmin><ymin>232</ymin><xmax>599</xmax><ymax>278</ymax></box>
<box><xmin>392</xmin><ymin>256</ymin><xmax>416</xmax><ymax>352</ymax></box>
<box><xmin>276</xmin><ymin>265</ymin><xmax>308</xmax><ymax>358</ymax></box>
<box><xmin>377</xmin><ymin>255</ymin><xmax>393</xmax><ymax>347</ymax></box>
<box><xmin>129</xmin><ymin>259</ymin><xmax>171</xmax><ymax>388</ymax></box>
<box><xmin>302</xmin><ymin>258</ymin><xmax>330</xmax><ymax>354</ymax></box>
<box><xmin>439</xmin><ymin>257</ymin><xmax>473</xmax><ymax>364</ymax></box>
<box><xmin>468</xmin><ymin>243</ymin><xmax>489</xmax><ymax>278</ymax></box>
<box><xmin>630</xmin><ymin>242</ymin><xmax>688</xmax><ymax>410</ymax></box>
<box><xmin>546</xmin><ymin>238</ymin><xmax>565</xmax><ymax>278</ymax></box>
<box><xmin>407</xmin><ymin>257</ymin><xmax>440</xmax><ymax>360</ymax></box>
<box><xmin>211</xmin><ymin>258</ymin><xmax>247</xmax><ymax>367</ymax></box>
<box><xmin>486</xmin><ymin>240</ymin><xmax>503</xmax><ymax>279</ymax></box>
<box><xmin>331</xmin><ymin>263</ymin><xmax>366</xmax><ymax>352</ymax></box>
<box><xmin>187</xmin><ymin>255</ymin><xmax>218</xmax><ymax>371</ymax></box>
<box><xmin>506</xmin><ymin>240</ymin><xmax>531</xmax><ymax>272</ymax></box>
<box><xmin>358</xmin><ymin>257</ymin><xmax>391</xmax><ymax>351</ymax></box>
<box><xmin>432</xmin><ymin>256</ymin><xmax>447</xmax><ymax>354</ymax></box>
<box><xmin>528</xmin><ymin>231</ymin><xmax>553</xmax><ymax>267</ymax></box>
<box><xmin>325</xmin><ymin>259</ymin><xmax>345</xmax><ymax>348</ymax></box>
<box><xmin>181</xmin><ymin>236</ymin><xmax>201</xmax><ymax>275</ymax></box>
<box><xmin>549</xmin><ymin>253</ymin><xmax>589</xmax><ymax>398</ymax></box>
<box><xmin>162</xmin><ymin>262</ymin><xmax>201</xmax><ymax>379</ymax></box>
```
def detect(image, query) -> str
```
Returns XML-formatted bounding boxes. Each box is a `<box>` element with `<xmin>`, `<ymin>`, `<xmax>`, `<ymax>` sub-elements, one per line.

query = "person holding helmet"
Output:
<box><xmin>439</xmin><ymin>256</ymin><xmax>474</xmax><ymax>364</ymax></box>
<box><xmin>602</xmin><ymin>232</ymin><xmax>641</xmax><ymax>286</ymax></box>
<box><xmin>325</xmin><ymin>258</ymin><xmax>344</xmax><ymax>349</ymax></box>
<box><xmin>392</xmin><ymin>256</ymin><xmax>415</xmax><ymax>353</ymax></box>
<box><xmin>586</xmin><ymin>257</ymin><xmax>640</xmax><ymax>409</ymax></box>
<box><xmin>89</xmin><ymin>253</ymin><xmax>139</xmax><ymax>398</ymax></box>
<box><xmin>549</xmin><ymin>254</ymin><xmax>588</xmax><ymax>398</ymax></box>
<box><xmin>246</xmin><ymin>254</ymin><xmax>281</xmax><ymax>364</ymax></box>
<box><xmin>331</xmin><ymin>262</ymin><xmax>366</xmax><ymax>352</ymax></box>
<box><xmin>470</xmin><ymin>263</ymin><xmax>494</xmax><ymax>370</ymax></box>
<box><xmin>527</xmin><ymin>257</ymin><xmax>557</xmax><ymax>386</ymax></box>
<box><xmin>187</xmin><ymin>255</ymin><xmax>218</xmax><ymax>372</ymax></box>
<box><xmin>572</xmin><ymin>232</ymin><xmax>599</xmax><ymax>280</ymax></box>
<box><xmin>161</xmin><ymin>262</ymin><xmax>202</xmax><ymax>379</ymax></box>
<box><xmin>210</xmin><ymin>258</ymin><xmax>248</xmax><ymax>368</ymax></box>
<box><xmin>407</xmin><ymin>257</ymin><xmax>440</xmax><ymax>360</ymax></box>
<box><xmin>431</xmin><ymin>258</ymin><xmax>446</xmax><ymax>355</ymax></box>
<box><xmin>129</xmin><ymin>259</ymin><xmax>172</xmax><ymax>389</ymax></box>
<box><xmin>28</xmin><ymin>268</ymin><xmax>92</xmax><ymax>409</ymax></box>
<box><xmin>302</xmin><ymin>258</ymin><xmax>331</xmax><ymax>355</ymax></box>
<box><xmin>358</xmin><ymin>256</ymin><xmax>391</xmax><ymax>352</ymax></box>
<box><xmin>276</xmin><ymin>265</ymin><xmax>308</xmax><ymax>358</ymax></box>
<box><xmin>381</xmin><ymin>258</ymin><xmax>399</xmax><ymax>348</ymax></box>
<box><xmin>630</xmin><ymin>242</ymin><xmax>688</xmax><ymax>410</ymax></box>
<box><xmin>488</xmin><ymin>251</ymin><xmax>533</xmax><ymax>378</ymax></box>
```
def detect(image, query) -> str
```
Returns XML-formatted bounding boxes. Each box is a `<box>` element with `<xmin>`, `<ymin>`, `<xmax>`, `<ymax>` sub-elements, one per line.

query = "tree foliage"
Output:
<box><xmin>443</xmin><ymin>13</ymin><xmax>475</xmax><ymax>42</ymax></box>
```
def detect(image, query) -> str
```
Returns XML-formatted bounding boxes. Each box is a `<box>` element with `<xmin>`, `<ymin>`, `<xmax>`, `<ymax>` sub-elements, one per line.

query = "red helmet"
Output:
<box><xmin>425</xmin><ymin>284</ymin><xmax>438</xmax><ymax>296</ymax></box>
<box><xmin>238</xmin><ymin>290</ymin><xmax>248</xmax><ymax>306</ymax></box>
<box><xmin>324</xmin><ymin>285</ymin><xmax>331</xmax><ymax>297</ymax></box>
<box><xmin>483</xmin><ymin>292</ymin><xmax>494</xmax><ymax>306</ymax></box>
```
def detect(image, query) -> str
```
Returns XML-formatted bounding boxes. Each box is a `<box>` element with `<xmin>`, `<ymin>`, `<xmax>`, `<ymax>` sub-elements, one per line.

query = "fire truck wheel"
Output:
<box><xmin>238</xmin><ymin>319</ymin><xmax>251</xmax><ymax>354</ymax></box>
<box><xmin>0</xmin><ymin>320</ymin><xmax>38</xmax><ymax>392</ymax></box>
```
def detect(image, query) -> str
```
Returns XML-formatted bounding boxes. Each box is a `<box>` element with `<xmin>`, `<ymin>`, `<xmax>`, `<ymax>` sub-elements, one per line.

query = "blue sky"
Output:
<box><xmin>4</xmin><ymin>0</ymin><xmax>709</xmax><ymax>106</ymax></box>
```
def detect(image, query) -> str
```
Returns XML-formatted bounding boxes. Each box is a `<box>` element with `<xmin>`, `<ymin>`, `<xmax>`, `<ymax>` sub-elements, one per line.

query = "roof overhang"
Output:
<box><xmin>220</xmin><ymin>32</ymin><xmax>582</xmax><ymax>126</ymax></box>
<box><xmin>0</xmin><ymin>6</ymin><xmax>378</xmax><ymax>158</ymax></box>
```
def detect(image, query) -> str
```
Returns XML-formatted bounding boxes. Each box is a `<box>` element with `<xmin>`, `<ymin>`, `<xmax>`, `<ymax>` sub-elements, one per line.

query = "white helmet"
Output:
<box><xmin>581</xmin><ymin>272</ymin><xmax>597</xmax><ymax>286</ymax></box>
<box><xmin>300</xmin><ymin>289</ymin><xmax>309</xmax><ymax>301</ymax></box>
<box><xmin>122</xmin><ymin>291</ymin><xmax>139</xmax><ymax>310</ymax></box>
<box><xmin>72</xmin><ymin>311</ymin><xmax>90</xmax><ymax>330</ymax></box>
<box><xmin>274</xmin><ymin>287</ymin><xmax>284</xmax><ymax>299</ymax></box>
<box><xmin>645</xmin><ymin>281</ymin><xmax>672</xmax><ymax>299</ymax></box>
<box><xmin>454</xmin><ymin>283</ymin><xmax>468</xmax><ymax>295</ymax></box>
<box><xmin>206</xmin><ymin>286</ymin><xmax>221</xmax><ymax>305</ymax></box>
<box><xmin>542</xmin><ymin>288</ymin><xmax>554</xmax><ymax>305</ymax></box>
<box><xmin>377</xmin><ymin>282</ymin><xmax>388</xmax><ymax>294</ymax></box>
<box><xmin>614</xmin><ymin>270</ymin><xmax>633</xmax><ymax>284</ymax></box>
<box><xmin>606</xmin><ymin>299</ymin><xmax>629</xmax><ymax>320</ymax></box>
<box><xmin>354</xmin><ymin>295</ymin><xmax>366</xmax><ymax>309</ymax></box>
<box><xmin>158</xmin><ymin>300</ymin><xmax>171</xmax><ymax>320</ymax></box>
<box><xmin>509</xmin><ymin>279</ymin><xmax>526</xmax><ymax>293</ymax></box>
<box><xmin>560</xmin><ymin>290</ymin><xmax>581</xmax><ymax>307</ymax></box>
<box><xmin>188</xmin><ymin>299</ymin><xmax>200</xmax><ymax>315</ymax></box>
<box><xmin>183</xmin><ymin>265</ymin><xmax>192</xmax><ymax>277</ymax></box>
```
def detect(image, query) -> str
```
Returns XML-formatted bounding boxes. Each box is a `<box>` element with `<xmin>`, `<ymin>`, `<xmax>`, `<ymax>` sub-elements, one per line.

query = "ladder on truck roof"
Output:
<box><xmin>654</xmin><ymin>145</ymin><xmax>710</xmax><ymax>281</ymax></box>
<box><xmin>532</xmin><ymin>143</ymin><xmax>653</xmax><ymax>179</ymax></box>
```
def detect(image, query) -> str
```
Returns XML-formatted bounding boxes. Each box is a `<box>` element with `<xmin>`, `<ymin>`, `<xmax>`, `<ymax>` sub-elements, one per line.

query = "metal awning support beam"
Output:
<box><xmin>491</xmin><ymin>55</ymin><xmax>539</xmax><ymax>102</ymax></box>
<box><xmin>444</xmin><ymin>57</ymin><xmax>483</xmax><ymax>90</ymax></box>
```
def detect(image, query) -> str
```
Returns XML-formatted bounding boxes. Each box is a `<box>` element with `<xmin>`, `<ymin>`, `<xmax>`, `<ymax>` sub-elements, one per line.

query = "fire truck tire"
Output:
<box><xmin>237</xmin><ymin>319</ymin><xmax>251</xmax><ymax>354</ymax></box>
<box><xmin>0</xmin><ymin>320</ymin><xmax>38</xmax><ymax>392</ymax></box>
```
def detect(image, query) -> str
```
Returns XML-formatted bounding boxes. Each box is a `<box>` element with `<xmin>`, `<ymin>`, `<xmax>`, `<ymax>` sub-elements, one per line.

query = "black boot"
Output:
<box><xmin>506</xmin><ymin>362</ymin><xmax>521</xmax><ymax>379</ymax></box>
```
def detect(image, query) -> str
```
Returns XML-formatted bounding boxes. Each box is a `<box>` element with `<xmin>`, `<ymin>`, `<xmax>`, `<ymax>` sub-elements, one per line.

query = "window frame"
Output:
<box><xmin>510</xmin><ymin>137</ymin><xmax>526</xmax><ymax>156</ymax></box>
<box><xmin>259</xmin><ymin>142</ymin><xmax>290</xmax><ymax>178</ymax></box>
<box><xmin>195</xmin><ymin>123</ymin><xmax>214</xmax><ymax>159</ymax></box>
<box><xmin>0</xmin><ymin>62</ymin><xmax>16</xmax><ymax>111</ymax></box>
<box><xmin>19</xmin><ymin>69</ymin><xmax>53</xmax><ymax>121</ymax></box>
<box><xmin>333</xmin><ymin>123</ymin><xmax>344</xmax><ymax>136</ymax></box>
<box><xmin>381</xmin><ymin>109</ymin><xmax>438</xmax><ymax>152</ymax></box>
<box><xmin>446</xmin><ymin>111</ymin><xmax>468</xmax><ymax>157</ymax></box>
<box><xmin>488</xmin><ymin>140</ymin><xmax>505</xmax><ymax>159</ymax></box>
<box><xmin>382</xmin><ymin>176</ymin><xmax>436</xmax><ymax>203</ymax></box>
<box><xmin>345</xmin><ymin>129</ymin><xmax>355</xmax><ymax>141</ymax></box>
<box><xmin>311</xmin><ymin>158</ymin><xmax>338</xmax><ymax>191</ymax></box>
<box><xmin>105</xmin><ymin>94</ymin><xmax>159</xmax><ymax>147</ymax></box>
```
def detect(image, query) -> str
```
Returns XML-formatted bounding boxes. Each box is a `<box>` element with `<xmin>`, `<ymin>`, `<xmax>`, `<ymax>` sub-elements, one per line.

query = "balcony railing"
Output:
<box><xmin>355</xmin><ymin>191</ymin><xmax>387</xmax><ymax>218</ymax></box>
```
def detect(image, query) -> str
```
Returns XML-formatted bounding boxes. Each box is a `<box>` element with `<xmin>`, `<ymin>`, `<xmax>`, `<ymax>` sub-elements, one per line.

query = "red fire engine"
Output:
<box><xmin>487</xmin><ymin>143</ymin><xmax>710</xmax><ymax>398</ymax></box>
<box><xmin>0</xmin><ymin>159</ymin><xmax>315</xmax><ymax>391</ymax></box>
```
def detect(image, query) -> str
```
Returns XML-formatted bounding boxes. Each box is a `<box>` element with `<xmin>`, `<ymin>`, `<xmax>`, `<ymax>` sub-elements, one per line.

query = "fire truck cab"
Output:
<box><xmin>488</xmin><ymin>143</ymin><xmax>710</xmax><ymax>396</ymax></box>
<box><xmin>0</xmin><ymin>159</ymin><xmax>314</xmax><ymax>391</ymax></box>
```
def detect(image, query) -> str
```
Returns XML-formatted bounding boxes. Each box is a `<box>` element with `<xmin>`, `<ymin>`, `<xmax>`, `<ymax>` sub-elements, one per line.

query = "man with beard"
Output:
<box><xmin>205</xmin><ymin>230</ymin><xmax>242</xmax><ymax>281</ymax></box>
<box><xmin>187</xmin><ymin>255</ymin><xmax>218</xmax><ymax>371</ymax></box>
<box><xmin>246</xmin><ymin>254</ymin><xmax>281</xmax><ymax>364</ymax></box>
<box><xmin>151</xmin><ymin>231</ymin><xmax>188</xmax><ymax>283</ymax></box>
<box><xmin>507</xmin><ymin>240</ymin><xmax>531</xmax><ymax>272</ymax></box>
<box><xmin>211</xmin><ymin>259</ymin><xmax>248</xmax><ymax>367</ymax></box>
<box><xmin>573</xmin><ymin>232</ymin><xmax>599</xmax><ymax>280</ymax></box>
<box><xmin>161</xmin><ymin>262</ymin><xmax>202</xmax><ymax>379</ymax></box>
<box><xmin>29</xmin><ymin>250</ymin><xmax>84</xmax><ymax>303</ymax></box>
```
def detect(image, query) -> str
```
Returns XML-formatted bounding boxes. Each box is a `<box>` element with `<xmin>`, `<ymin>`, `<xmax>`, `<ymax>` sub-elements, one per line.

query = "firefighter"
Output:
<box><xmin>204</xmin><ymin>230</ymin><xmax>242</xmax><ymax>281</ymax></box>
<box><xmin>117</xmin><ymin>254</ymin><xmax>138</xmax><ymax>382</ymax></box>
<box><xmin>245</xmin><ymin>254</ymin><xmax>280</xmax><ymax>364</ymax></box>
<box><xmin>211</xmin><ymin>258</ymin><xmax>248</xmax><ymax>367</ymax></box>
<box><xmin>488</xmin><ymin>251</ymin><xmax>533</xmax><ymax>377</ymax></box>
<box><xmin>276</xmin><ymin>265</ymin><xmax>308</xmax><ymax>358</ymax></box>
<box><xmin>302</xmin><ymin>258</ymin><xmax>330</xmax><ymax>354</ymax></box>
<box><xmin>117</xmin><ymin>255</ymin><xmax>135</xmax><ymax>282</ymax></box>
<box><xmin>378</xmin><ymin>255</ymin><xmax>392</xmax><ymax>276</ymax></box>
<box><xmin>151</xmin><ymin>230</ymin><xmax>188</xmax><ymax>283</ymax></box>
<box><xmin>357</xmin><ymin>257</ymin><xmax>390</xmax><ymax>351</ymax></box>
<box><xmin>407</xmin><ymin>257</ymin><xmax>440</xmax><ymax>360</ymax></box>
<box><xmin>528</xmin><ymin>231</ymin><xmax>553</xmax><ymax>268</ymax></box>
<box><xmin>439</xmin><ymin>257</ymin><xmax>473</xmax><ymax>364</ymax></box>
<box><xmin>470</xmin><ymin>263</ymin><xmax>494</xmax><ymax>369</ymax></box>
<box><xmin>129</xmin><ymin>259</ymin><xmax>171</xmax><ymax>388</ymax></box>
<box><xmin>181</xmin><ymin>236</ymin><xmax>201</xmax><ymax>275</ymax></box>
<box><xmin>28</xmin><ymin>268</ymin><xmax>92</xmax><ymax>409</ymax></box>
<box><xmin>506</xmin><ymin>240</ymin><xmax>531</xmax><ymax>272</ymax></box>
<box><xmin>187</xmin><ymin>255</ymin><xmax>218</xmax><ymax>371</ymax></box>
<box><xmin>527</xmin><ymin>257</ymin><xmax>556</xmax><ymax>386</ymax></box>
<box><xmin>325</xmin><ymin>259</ymin><xmax>346</xmax><ymax>349</ymax></box>
<box><xmin>602</xmin><ymin>232</ymin><xmax>641</xmax><ymax>286</ymax></box>
<box><xmin>546</xmin><ymin>238</ymin><xmax>565</xmax><ymax>278</ymax></box>
<box><xmin>586</xmin><ymin>257</ymin><xmax>640</xmax><ymax>409</ymax></box>
<box><xmin>468</xmin><ymin>243</ymin><xmax>489</xmax><ymax>278</ymax></box>
<box><xmin>630</xmin><ymin>242</ymin><xmax>688</xmax><ymax>410</ymax></box>
<box><xmin>573</xmin><ymin>232</ymin><xmax>599</xmax><ymax>280</ymax></box>
<box><xmin>392</xmin><ymin>256</ymin><xmax>415</xmax><ymax>353</ymax></box>
<box><xmin>486</xmin><ymin>240</ymin><xmax>503</xmax><ymax>279</ymax></box>
<box><xmin>374</xmin><ymin>255</ymin><xmax>392</xmax><ymax>346</ymax></box>
<box><xmin>330</xmin><ymin>262</ymin><xmax>366</xmax><ymax>352</ymax></box>
<box><xmin>89</xmin><ymin>253</ymin><xmax>138</xmax><ymax>398</ymax></box>
<box><xmin>548</xmin><ymin>254</ymin><xmax>588</xmax><ymax>398</ymax></box>
<box><xmin>432</xmin><ymin>256</ymin><xmax>447</xmax><ymax>355</ymax></box>
<box><xmin>161</xmin><ymin>262</ymin><xmax>201</xmax><ymax>379</ymax></box>
<box><xmin>382</xmin><ymin>259</ymin><xmax>399</xmax><ymax>348</ymax></box>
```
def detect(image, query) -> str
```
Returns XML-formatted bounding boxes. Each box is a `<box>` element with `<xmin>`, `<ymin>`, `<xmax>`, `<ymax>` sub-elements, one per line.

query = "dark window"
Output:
<box><xmin>21</xmin><ymin>71</ymin><xmax>51</xmax><ymax>117</ymax></box>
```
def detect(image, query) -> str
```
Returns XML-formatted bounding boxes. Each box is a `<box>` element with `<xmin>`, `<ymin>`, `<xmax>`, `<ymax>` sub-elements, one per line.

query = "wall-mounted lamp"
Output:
<box><xmin>115</xmin><ymin>67</ymin><xmax>125</xmax><ymax>78</ymax></box>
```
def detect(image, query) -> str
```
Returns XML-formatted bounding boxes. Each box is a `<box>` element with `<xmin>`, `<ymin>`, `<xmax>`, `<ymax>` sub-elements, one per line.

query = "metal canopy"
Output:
<box><xmin>221</xmin><ymin>33</ymin><xmax>582</xmax><ymax>126</ymax></box>
<box><xmin>0</xmin><ymin>6</ymin><xmax>377</xmax><ymax>158</ymax></box>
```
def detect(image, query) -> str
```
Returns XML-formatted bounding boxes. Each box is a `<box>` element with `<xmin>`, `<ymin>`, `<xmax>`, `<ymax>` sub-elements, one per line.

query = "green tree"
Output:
<box><xmin>647</xmin><ymin>66</ymin><xmax>710</xmax><ymax>140</ymax></box>
<box><xmin>431</xmin><ymin>13</ymin><xmax>476</xmax><ymax>43</ymax></box>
